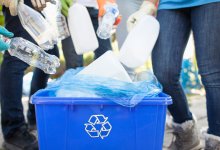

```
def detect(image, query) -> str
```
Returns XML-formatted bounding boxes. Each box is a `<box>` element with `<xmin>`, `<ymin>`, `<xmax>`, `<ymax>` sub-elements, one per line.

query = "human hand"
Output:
<box><xmin>31</xmin><ymin>0</ymin><xmax>54</xmax><ymax>11</ymax></box>
<box><xmin>0</xmin><ymin>0</ymin><xmax>24</xmax><ymax>16</ymax></box>
<box><xmin>127</xmin><ymin>1</ymin><xmax>156</xmax><ymax>32</ymax></box>
<box><xmin>97</xmin><ymin>0</ymin><xmax>121</xmax><ymax>26</ymax></box>
<box><xmin>0</xmin><ymin>26</ymin><xmax>14</xmax><ymax>51</ymax></box>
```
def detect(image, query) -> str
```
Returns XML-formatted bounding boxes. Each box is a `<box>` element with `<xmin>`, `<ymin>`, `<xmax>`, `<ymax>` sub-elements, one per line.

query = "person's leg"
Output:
<box><xmin>191</xmin><ymin>2</ymin><xmax>220</xmax><ymax>144</ymax></box>
<box><xmin>1</xmin><ymin>0</ymin><xmax>35</xmax><ymax>138</ymax></box>
<box><xmin>152</xmin><ymin>9</ymin><xmax>201</xmax><ymax>150</ymax></box>
<box><xmin>116</xmin><ymin>0</ymin><xmax>143</xmax><ymax>48</ymax></box>
<box><xmin>27</xmin><ymin>46</ymin><xmax>59</xmax><ymax>126</ymax></box>
<box><xmin>0</xmin><ymin>52</ymin><xmax>29</xmax><ymax>138</ymax></box>
<box><xmin>1</xmin><ymin>3</ymin><xmax>39</xmax><ymax>150</ymax></box>
<box><xmin>153</xmin><ymin>9</ymin><xmax>192</xmax><ymax>123</ymax></box>
<box><xmin>62</xmin><ymin>36</ymin><xmax>83</xmax><ymax>69</ymax></box>
<box><xmin>87</xmin><ymin>7</ymin><xmax>112</xmax><ymax>59</ymax></box>
<box><xmin>61</xmin><ymin>16</ymin><xmax>83</xmax><ymax>69</ymax></box>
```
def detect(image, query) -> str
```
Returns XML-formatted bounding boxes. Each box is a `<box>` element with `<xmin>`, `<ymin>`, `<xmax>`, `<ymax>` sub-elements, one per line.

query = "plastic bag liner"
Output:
<box><xmin>44</xmin><ymin>69</ymin><xmax>162</xmax><ymax>107</ymax></box>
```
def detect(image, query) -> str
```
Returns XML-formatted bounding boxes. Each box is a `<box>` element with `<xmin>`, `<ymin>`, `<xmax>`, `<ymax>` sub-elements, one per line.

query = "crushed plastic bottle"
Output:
<box><xmin>2</xmin><ymin>36</ymin><xmax>60</xmax><ymax>74</ymax></box>
<box><xmin>18</xmin><ymin>2</ymin><xmax>57</xmax><ymax>50</ymax></box>
<box><xmin>42</xmin><ymin>0</ymin><xmax>70</xmax><ymax>40</ymax></box>
<box><xmin>56</xmin><ymin>0</ymin><xmax>70</xmax><ymax>40</ymax></box>
<box><xmin>97</xmin><ymin>3</ymin><xmax>119</xmax><ymax>39</ymax></box>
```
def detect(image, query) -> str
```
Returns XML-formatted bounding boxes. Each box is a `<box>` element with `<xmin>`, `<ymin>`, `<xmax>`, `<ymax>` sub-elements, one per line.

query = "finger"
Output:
<box><xmin>31</xmin><ymin>0</ymin><xmax>37</xmax><ymax>8</ymax></box>
<box><xmin>32</xmin><ymin>0</ymin><xmax>43</xmax><ymax>10</ymax></box>
<box><xmin>114</xmin><ymin>15</ymin><xmax>122</xmax><ymax>26</ymax></box>
<box><xmin>127</xmin><ymin>16</ymin><xmax>136</xmax><ymax>32</ymax></box>
<box><xmin>0</xmin><ymin>26</ymin><xmax>14</xmax><ymax>38</ymax></box>
<box><xmin>61</xmin><ymin>2</ymin><xmax>69</xmax><ymax>16</ymax></box>
<box><xmin>9</xmin><ymin>0</ymin><xmax>18</xmax><ymax>16</ymax></box>
<box><xmin>35</xmin><ymin>0</ymin><xmax>44</xmax><ymax>10</ymax></box>
<box><xmin>66</xmin><ymin>0</ymin><xmax>73</xmax><ymax>7</ymax></box>
<box><xmin>0</xmin><ymin>0</ymin><xmax>4</xmax><ymax>5</ymax></box>
<box><xmin>61</xmin><ymin>9</ymin><xmax>68</xmax><ymax>17</ymax></box>
<box><xmin>3</xmin><ymin>0</ymin><xmax>10</xmax><ymax>7</ymax></box>
<box><xmin>0</xmin><ymin>39</ymin><xmax>10</xmax><ymax>51</ymax></box>
<box><xmin>98</xmin><ymin>8</ymin><xmax>105</xmax><ymax>17</ymax></box>
<box><xmin>40</xmin><ymin>0</ymin><xmax>46</xmax><ymax>8</ymax></box>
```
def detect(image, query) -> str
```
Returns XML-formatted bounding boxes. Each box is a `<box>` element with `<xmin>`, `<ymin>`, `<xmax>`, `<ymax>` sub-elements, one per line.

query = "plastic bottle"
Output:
<box><xmin>18</xmin><ymin>3</ymin><xmax>57</xmax><ymax>50</ymax></box>
<box><xmin>42</xmin><ymin>0</ymin><xmax>70</xmax><ymax>40</ymax></box>
<box><xmin>97</xmin><ymin>3</ymin><xmax>119</xmax><ymax>39</ymax></box>
<box><xmin>119</xmin><ymin>15</ymin><xmax>160</xmax><ymax>69</ymax></box>
<box><xmin>56</xmin><ymin>0</ymin><xmax>70</xmax><ymax>40</ymax></box>
<box><xmin>2</xmin><ymin>36</ymin><xmax>60</xmax><ymax>74</ymax></box>
<box><xmin>68</xmin><ymin>3</ymin><xmax>99</xmax><ymax>55</ymax></box>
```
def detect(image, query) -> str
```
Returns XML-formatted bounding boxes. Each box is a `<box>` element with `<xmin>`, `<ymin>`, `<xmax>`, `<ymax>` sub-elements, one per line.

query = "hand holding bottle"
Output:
<box><xmin>127</xmin><ymin>1</ymin><xmax>157</xmax><ymax>32</ymax></box>
<box><xmin>97</xmin><ymin>3</ymin><xmax>119</xmax><ymax>39</ymax></box>
<box><xmin>1</xmin><ymin>0</ymin><xmax>54</xmax><ymax>16</ymax></box>
<box><xmin>1</xmin><ymin>36</ymin><xmax>60</xmax><ymax>74</ymax></box>
<box><xmin>31</xmin><ymin>0</ymin><xmax>56</xmax><ymax>11</ymax></box>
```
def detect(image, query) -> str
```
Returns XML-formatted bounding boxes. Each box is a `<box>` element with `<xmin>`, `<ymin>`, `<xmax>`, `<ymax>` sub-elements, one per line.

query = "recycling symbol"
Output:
<box><xmin>84</xmin><ymin>114</ymin><xmax>112</xmax><ymax>139</ymax></box>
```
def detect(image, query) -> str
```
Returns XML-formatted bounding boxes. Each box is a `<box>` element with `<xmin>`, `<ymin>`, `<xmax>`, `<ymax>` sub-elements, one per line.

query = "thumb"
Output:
<box><xmin>114</xmin><ymin>15</ymin><xmax>122</xmax><ymax>26</ymax></box>
<box><xmin>127</xmin><ymin>14</ymin><xmax>136</xmax><ymax>32</ymax></box>
<box><xmin>9</xmin><ymin>0</ymin><xmax>18</xmax><ymax>16</ymax></box>
<box><xmin>0</xmin><ymin>39</ymin><xmax>10</xmax><ymax>51</ymax></box>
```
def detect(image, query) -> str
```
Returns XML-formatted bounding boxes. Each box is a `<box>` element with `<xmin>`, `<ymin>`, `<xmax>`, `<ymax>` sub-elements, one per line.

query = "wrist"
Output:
<box><xmin>140</xmin><ymin>1</ymin><xmax>157</xmax><ymax>14</ymax></box>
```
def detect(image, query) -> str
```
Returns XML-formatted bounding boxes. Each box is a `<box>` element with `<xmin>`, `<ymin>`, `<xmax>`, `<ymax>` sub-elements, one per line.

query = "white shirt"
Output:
<box><xmin>77</xmin><ymin>0</ymin><xmax>98</xmax><ymax>8</ymax></box>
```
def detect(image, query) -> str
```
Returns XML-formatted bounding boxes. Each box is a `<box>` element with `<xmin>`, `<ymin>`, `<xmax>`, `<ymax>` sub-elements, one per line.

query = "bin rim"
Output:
<box><xmin>31</xmin><ymin>90</ymin><xmax>172</xmax><ymax>106</ymax></box>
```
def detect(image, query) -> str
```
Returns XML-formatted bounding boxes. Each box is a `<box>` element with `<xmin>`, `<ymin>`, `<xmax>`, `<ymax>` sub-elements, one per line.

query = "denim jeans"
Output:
<box><xmin>152</xmin><ymin>2</ymin><xmax>220</xmax><ymax>136</ymax></box>
<box><xmin>61</xmin><ymin>7</ymin><xmax>112</xmax><ymax>69</ymax></box>
<box><xmin>1</xmin><ymin>0</ymin><xmax>59</xmax><ymax>139</ymax></box>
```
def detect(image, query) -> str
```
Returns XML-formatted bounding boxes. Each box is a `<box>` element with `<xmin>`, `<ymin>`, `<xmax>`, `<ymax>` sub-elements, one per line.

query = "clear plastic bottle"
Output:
<box><xmin>97</xmin><ymin>4</ymin><xmax>119</xmax><ymax>39</ymax></box>
<box><xmin>18</xmin><ymin>3</ymin><xmax>56</xmax><ymax>50</ymax></box>
<box><xmin>56</xmin><ymin>0</ymin><xmax>70</xmax><ymax>40</ymax></box>
<box><xmin>2</xmin><ymin>36</ymin><xmax>60</xmax><ymax>74</ymax></box>
<box><xmin>42</xmin><ymin>0</ymin><xmax>70</xmax><ymax>40</ymax></box>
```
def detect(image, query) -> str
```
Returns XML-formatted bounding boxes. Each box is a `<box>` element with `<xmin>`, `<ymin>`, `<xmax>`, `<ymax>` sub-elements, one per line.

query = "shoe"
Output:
<box><xmin>166</xmin><ymin>119</ymin><xmax>202</xmax><ymax>150</ymax></box>
<box><xmin>28</xmin><ymin>124</ymin><xmax>38</xmax><ymax>139</ymax></box>
<box><xmin>202</xmin><ymin>130</ymin><xmax>220</xmax><ymax>150</ymax></box>
<box><xmin>3</xmin><ymin>126</ymin><xmax>38</xmax><ymax>150</ymax></box>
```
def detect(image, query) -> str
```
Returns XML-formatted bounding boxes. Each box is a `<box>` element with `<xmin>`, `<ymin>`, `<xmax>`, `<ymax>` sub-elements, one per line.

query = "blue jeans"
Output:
<box><xmin>1</xmin><ymin>1</ymin><xmax>59</xmax><ymax>139</ymax></box>
<box><xmin>61</xmin><ymin>7</ymin><xmax>112</xmax><ymax>69</ymax></box>
<box><xmin>152</xmin><ymin>2</ymin><xmax>220</xmax><ymax>136</ymax></box>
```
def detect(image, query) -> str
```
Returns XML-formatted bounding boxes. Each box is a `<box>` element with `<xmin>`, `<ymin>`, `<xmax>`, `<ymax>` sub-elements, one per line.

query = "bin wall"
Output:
<box><xmin>35</xmin><ymin>103</ymin><xmax>167</xmax><ymax>150</ymax></box>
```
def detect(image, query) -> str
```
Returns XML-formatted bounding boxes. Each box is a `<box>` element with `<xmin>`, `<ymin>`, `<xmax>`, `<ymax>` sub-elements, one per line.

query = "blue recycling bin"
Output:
<box><xmin>31</xmin><ymin>90</ymin><xmax>172</xmax><ymax>150</ymax></box>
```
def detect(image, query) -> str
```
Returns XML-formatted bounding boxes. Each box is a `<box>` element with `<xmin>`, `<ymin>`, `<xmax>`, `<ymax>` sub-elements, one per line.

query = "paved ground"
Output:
<box><xmin>0</xmin><ymin>95</ymin><xmax>207</xmax><ymax>149</ymax></box>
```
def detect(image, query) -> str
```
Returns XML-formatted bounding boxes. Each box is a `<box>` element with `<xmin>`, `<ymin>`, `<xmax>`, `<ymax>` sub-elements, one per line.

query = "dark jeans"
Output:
<box><xmin>1</xmin><ymin>1</ymin><xmax>59</xmax><ymax>139</ymax></box>
<box><xmin>61</xmin><ymin>7</ymin><xmax>112</xmax><ymax>69</ymax></box>
<box><xmin>152</xmin><ymin>2</ymin><xmax>220</xmax><ymax>136</ymax></box>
